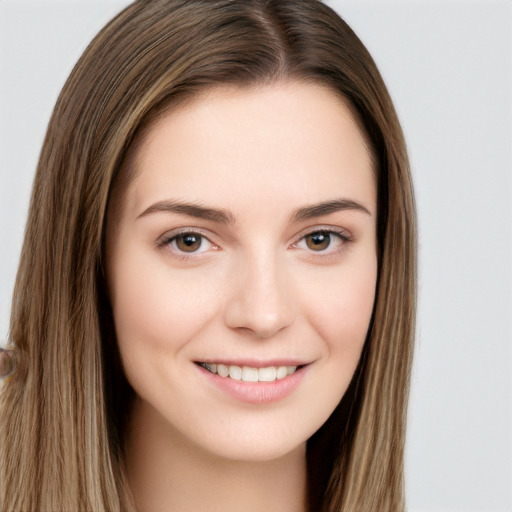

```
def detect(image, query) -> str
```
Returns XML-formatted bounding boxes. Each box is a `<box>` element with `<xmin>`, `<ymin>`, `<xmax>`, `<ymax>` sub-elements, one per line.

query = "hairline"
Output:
<box><xmin>108</xmin><ymin>77</ymin><xmax>378</xmax><ymax>225</ymax></box>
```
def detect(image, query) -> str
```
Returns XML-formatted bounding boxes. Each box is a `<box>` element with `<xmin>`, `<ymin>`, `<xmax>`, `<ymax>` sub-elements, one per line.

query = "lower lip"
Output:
<box><xmin>196</xmin><ymin>364</ymin><xmax>308</xmax><ymax>404</ymax></box>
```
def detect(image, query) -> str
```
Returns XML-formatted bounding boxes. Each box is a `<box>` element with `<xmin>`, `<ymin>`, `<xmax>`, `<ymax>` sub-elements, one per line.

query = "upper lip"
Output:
<box><xmin>194</xmin><ymin>359</ymin><xmax>310</xmax><ymax>368</ymax></box>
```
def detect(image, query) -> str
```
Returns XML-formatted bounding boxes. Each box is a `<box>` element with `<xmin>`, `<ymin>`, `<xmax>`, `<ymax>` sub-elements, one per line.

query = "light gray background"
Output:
<box><xmin>1</xmin><ymin>1</ymin><xmax>511</xmax><ymax>511</ymax></box>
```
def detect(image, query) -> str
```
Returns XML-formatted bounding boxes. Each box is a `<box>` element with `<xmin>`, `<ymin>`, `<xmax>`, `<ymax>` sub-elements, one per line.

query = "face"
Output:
<box><xmin>106</xmin><ymin>82</ymin><xmax>377</xmax><ymax>462</ymax></box>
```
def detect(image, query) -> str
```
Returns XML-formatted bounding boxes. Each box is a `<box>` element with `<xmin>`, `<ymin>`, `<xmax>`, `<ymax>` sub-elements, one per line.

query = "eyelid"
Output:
<box><xmin>291</xmin><ymin>225</ymin><xmax>352</xmax><ymax>254</ymax></box>
<box><xmin>157</xmin><ymin>228</ymin><xmax>219</xmax><ymax>256</ymax></box>
<box><xmin>293</xmin><ymin>225</ymin><xmax>352</xmax><ymax>242</ymax></box>
<box><xmin>156</xmin><ymin>225</ymin><xmax>352</xmax><ymax>259</ymax></box>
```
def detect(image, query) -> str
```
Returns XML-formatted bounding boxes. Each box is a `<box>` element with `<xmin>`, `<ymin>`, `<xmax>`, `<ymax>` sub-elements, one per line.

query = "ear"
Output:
<box><xmin>0</xmin><ymin>348</ymin><xmax>16</xmax><ymax>378</ymax></box>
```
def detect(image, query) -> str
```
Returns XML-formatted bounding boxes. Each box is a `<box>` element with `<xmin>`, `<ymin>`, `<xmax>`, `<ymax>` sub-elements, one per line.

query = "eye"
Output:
<box><xmin>161</xmin><ymin>231</ymin><xmax>216</xmax><ymax>255</ymax></box>
<box><xmin>174</xmin><ymin>233</ymin><xmax>203</xmax><ymax>252</ymax></box>
<box><xmin>295</xmin><ymin>229</ymin><xmax>348</xmax><ymax>253</ymax></box>
<box><xmin>305</xmin><ymin>232</ymin><xmax>332</xmax><ymax>251</ymax></box>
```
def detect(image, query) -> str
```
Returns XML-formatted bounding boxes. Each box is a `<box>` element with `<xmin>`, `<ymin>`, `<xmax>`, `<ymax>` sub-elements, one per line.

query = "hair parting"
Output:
<box><xmin>0</xmin><ymin>2</ymin><xmax>415</xmax><ymax>511</ymax></box>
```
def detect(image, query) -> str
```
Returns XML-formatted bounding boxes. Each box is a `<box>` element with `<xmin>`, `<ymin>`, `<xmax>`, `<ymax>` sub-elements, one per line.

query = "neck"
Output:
<box><xmin>124</xmin><ymin>398</ymin><xmax>307</xmax><ymax>512</ymax></box>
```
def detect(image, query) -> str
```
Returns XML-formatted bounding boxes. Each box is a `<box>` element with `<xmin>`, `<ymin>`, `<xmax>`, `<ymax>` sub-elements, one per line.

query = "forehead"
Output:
<box><xmin>122</xmin><ymin>81</ymin><xmax>376</xmax><ymax>218</ymax></box>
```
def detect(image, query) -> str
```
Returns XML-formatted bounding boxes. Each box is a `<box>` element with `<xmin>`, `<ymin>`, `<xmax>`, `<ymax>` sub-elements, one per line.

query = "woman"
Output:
<box><xmin>0</xmin><ymin>1</ymin><xmax>416</xmax><ymax>511</ymax></box>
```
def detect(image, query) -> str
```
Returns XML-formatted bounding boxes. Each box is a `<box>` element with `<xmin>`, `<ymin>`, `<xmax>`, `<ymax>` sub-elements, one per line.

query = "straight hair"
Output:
<box><xmin>0</xmin><ymin>1</ymin><xmax>416</xmax><ymax>511</ymax></box>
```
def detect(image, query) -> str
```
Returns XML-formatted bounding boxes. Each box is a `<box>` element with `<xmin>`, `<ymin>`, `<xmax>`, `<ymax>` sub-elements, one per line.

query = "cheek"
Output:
<box><xmin>298</xmin><ymin>247</ymin><xmax>378</xmax><ymax>436</ymax></box>
<box><xmin>302</xmin><ymin>251</ymin><xmax>377</xmax><ymax>371</ymax></box>
<box><xmin>109</xmin><ymin>247</ymin><xmax>221</xmax><ymax>362</ymax></box>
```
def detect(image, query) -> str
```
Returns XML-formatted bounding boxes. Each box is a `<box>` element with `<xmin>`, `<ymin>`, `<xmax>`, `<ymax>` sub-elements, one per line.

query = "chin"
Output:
<box><xmin>202</xmin><ymin>435</ymin><xmax>308</xmax><ymax>464</ymax></box>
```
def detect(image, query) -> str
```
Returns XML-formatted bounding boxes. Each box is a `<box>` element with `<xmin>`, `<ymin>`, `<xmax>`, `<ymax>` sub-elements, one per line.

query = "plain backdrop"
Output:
<box><xmin>1</xmin><ymin>1</ymin><xmax>511</xmax><ymax>511</ymax></box>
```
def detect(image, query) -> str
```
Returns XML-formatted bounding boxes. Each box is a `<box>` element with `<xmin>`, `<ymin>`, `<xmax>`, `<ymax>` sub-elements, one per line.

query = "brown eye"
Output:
<box><xmin>175</xmin><ymin>233</ymin><xmax>203</xmax><ymax>253</ymax></box>
<box><xmin>305</xmin><ymin>232</ymin><xmax>331</xmax><ymax>251</ymax></box>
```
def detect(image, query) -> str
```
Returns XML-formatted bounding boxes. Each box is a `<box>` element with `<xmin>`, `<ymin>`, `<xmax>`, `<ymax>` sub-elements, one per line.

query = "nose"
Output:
<box><xmin>223</xmin><ymin>252</ymin><xmax>295</xmax><ymax>338</ymax></box>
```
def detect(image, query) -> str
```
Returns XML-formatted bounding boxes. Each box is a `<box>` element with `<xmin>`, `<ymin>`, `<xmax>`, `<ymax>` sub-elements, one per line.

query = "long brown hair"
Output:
<box><xmin>0</xmin><ymin>1</ymin><xmax>416</xmax><ymax>511</ymax></box>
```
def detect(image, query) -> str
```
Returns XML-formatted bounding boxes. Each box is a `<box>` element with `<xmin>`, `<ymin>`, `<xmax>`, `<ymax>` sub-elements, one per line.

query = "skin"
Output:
<box><xmin>106</xmin><ymin>81</ymin><xmax>377</xmax><ymax>512</ymax></box>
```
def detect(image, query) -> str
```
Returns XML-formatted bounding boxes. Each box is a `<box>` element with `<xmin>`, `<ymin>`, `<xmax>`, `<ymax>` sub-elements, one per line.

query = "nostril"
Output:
<box><xmin>223</xmin><ymin>260</ymin><xmax>295</xmax><ymax>337</ymax></box>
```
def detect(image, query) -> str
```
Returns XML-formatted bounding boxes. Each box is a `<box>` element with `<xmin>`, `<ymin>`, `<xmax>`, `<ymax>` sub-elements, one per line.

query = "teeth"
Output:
<box><xmin>203</xmin><ymin>363</ymin><xmax>217</xmax><ymax>374</ymax></box>
<box><xmin>217</xmin><ymin>364</ymin><xmax>229</xmax><ymax>377</ymax></box>
<box><xmin>276</xmin><ymin>366</ymin><xmax>288</xmax><ymax>379</ymax></box>
<box><xmin>200</xmin><ymin>363</ymin><xmax>298</xmax><ymax>382</ymax></box>
<box><xmin>242</xmin><ymin>366</ymin><xmax>258</xmax><ymax>382</ymax></box>
<box><xmin>258</xmin><ymin>366</ymin><xmax>276</xmax><ymax>382</ymax></box>
<box><xmin>229</xmin><ymin>365</ymin><xmax>242</xmax><ymax>380</ymax></box>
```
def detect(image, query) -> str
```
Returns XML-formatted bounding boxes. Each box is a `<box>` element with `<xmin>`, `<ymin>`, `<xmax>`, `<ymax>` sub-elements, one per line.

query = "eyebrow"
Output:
<box><xmin>292</xmin><ymin>199</ymin><xmax>372</xmax><ymax>221</ymax></box>
<box><xmin>137</xmin><ymin>200</ymin><xmax>235</xmax><ymax>224</ymax></box>
<box><xmin>137</xmin><ymin>197</ymin><xmax>371</xmax><ymax>224</ymax></box>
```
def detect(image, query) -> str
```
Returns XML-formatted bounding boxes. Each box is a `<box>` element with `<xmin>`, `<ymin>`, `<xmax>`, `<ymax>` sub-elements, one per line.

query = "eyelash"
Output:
<box><xmin>158</xmin><ymin>227</ymin><xmax>351</xmax><ymax>260</ymax></box>
<box><xmin>292</xmin><ymin>229</ymin><xmax>351</xmax><ymax>257</ymax></box>
<box><xmin>158</xmin><ymin>229</ymin><xmax>217</xmax><ymax>258</ymax></box>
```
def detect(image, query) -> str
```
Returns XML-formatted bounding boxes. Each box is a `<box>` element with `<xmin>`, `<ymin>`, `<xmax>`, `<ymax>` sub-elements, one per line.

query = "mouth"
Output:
<box><xmin>196</xmin><ymin>362</ymin><xmax>304</xmax><ymax>383</ymax></box>
<box><xmin>194</xmin><ymin>360</ymin><xmax>310</xmax><ymax>404</ymax></box>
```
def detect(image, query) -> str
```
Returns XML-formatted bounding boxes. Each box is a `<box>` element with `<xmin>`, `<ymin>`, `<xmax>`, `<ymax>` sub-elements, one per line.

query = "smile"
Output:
<box><xmin>198</xmin><ymin>362</ymin><xmax>299</xmax><ymax>382</ymax></box>
<box><xmin>195</xmin><ymin>361</ymin><xmax>309</xmax><ymax>404</ymax></box>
